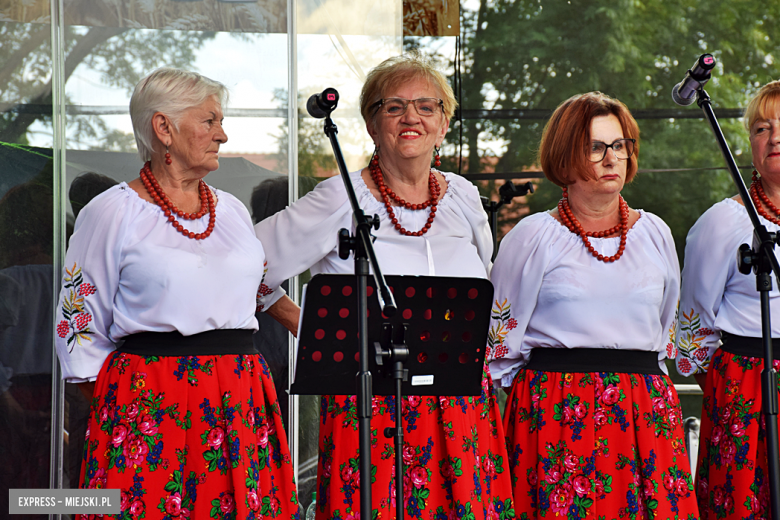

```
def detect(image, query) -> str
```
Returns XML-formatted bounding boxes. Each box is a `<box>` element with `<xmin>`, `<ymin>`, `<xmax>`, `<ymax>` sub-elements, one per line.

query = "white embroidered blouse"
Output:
<box><xmin>675</xmin><ymin>198</ymin><xmax>780</xmax><ymax>376</ymax></box>
<box><xmin>54</xmin><ymin>182</ymin><xmax>281</xmax><ymax>382</ymax></box>
<box><xmin>488</xmin><ymin>210</ymin><xmax>680</xmax><ymax>388</ymax></box>
<box><xmin>254</xmin><ymin>170</ymin><xmax>493</xmax><ymax>286</ymax></box>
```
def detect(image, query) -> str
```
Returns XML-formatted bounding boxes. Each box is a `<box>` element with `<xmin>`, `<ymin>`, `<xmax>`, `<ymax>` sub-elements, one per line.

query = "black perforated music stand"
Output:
<box><xmin>292</xmin><ymin>273</ymin><xmax>492</xmax><ymax>520</ymax></box>
<box><xmin>291</xmin><ymin>274</ymin><xmax>493</xmax><ymax>397</ymax></box>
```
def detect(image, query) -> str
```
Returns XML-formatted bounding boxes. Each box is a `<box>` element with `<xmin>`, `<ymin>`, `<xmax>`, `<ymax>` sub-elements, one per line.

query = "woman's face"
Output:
<box><xmin>569</xmin><ymin>114</ymin><xmax>627</xmax><ymax>199</ymax></box>
<box><xmin>169</xmin><ymin>95</ymin><xmax>228</xmax><ymax>175</ymax></box>
<box><xmin>750</xmin><ymin>104</ymin><xmax>780</xmax><ymax>181</ymax></box>
<box><xmin>367</xmin><ymin>78</ymin><xmax>449</xmax><ymax>166</ymax></box>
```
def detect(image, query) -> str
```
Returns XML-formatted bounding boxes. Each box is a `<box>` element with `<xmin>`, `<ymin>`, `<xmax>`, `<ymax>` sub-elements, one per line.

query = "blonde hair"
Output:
<box><xmin>745</xmin><ymin>80</ymin><xmax>780</xmax><ymax>134</ymax></box>
<box><xmin>360</xmin><ymin>52</ymin><xmax>457</xmax><ymax>127</ymax></box>
<box><xmin>130</xmin><ymin>68</ymin><xmax>228</xmax><ymax>161</ymax></box>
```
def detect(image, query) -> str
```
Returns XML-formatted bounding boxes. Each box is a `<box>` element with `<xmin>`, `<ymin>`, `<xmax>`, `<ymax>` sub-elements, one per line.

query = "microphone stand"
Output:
<box><xmin>318</xmin><ymin>110</ymin><xmax>397</xmax><ymax>519</ymax></box>
<box><xmin>480</xmin><ymin>181</ymin><xmax>534</xmax><ymax>261</ymax></box>
<box><xmin>695</xmin><ymin>88</ymin><xmax>780</xmax><ymax>519</ymax></box>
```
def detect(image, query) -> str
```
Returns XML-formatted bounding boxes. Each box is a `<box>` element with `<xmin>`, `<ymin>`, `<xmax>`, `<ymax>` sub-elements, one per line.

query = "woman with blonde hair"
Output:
<box><xmin>675</xmin><ymin>80</ymin><xmax>780</xmax><ymax>519</ymax></box>
<box><xmin>256</xmin><ymin>53</ymin><xmax>513</xmax><ymax>520</ymax></box>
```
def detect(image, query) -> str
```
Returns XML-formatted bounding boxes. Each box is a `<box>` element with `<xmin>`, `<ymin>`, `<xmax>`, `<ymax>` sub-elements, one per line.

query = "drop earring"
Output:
<box><xmin>165</xmin><ymin>145</ymin><xmax>172</xmax><ymax>165</ymax></box>
<box><xmin>433</xmin><ymin>146</ymin><xmax>441</xmax><ymax>168</ymax></box>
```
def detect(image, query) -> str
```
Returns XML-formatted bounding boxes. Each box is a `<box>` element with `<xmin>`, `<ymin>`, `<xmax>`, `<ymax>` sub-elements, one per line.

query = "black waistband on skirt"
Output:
<box><xmin>720</xmin><ymin>331</ymin><xmax>778</xmax><ymax>358</ymax></box>
<box><xmin>524</xmin><ymin>348</ymin><xmax>664</xmax><ymax>375</ymax></box>
<box><xmin>116</xmin><ymin>329</ymin><xmax>257</xmax><ymax>356</ymax></box>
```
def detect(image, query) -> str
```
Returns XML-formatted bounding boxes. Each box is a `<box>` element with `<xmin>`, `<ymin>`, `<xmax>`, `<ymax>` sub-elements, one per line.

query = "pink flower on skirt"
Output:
<box><xmin>164</xmin><ymin>493</ymin><xmax>183</xmax><ymax>517</ymax></box>
<box><xmin>572</xmin><ymin>474</ymin><xmax>590</xmax><ymax>497</ymax></box>
<box><xmin>89</xmin><ymin>468</ymin><xmax>107</xmax><ymax>489</ymax></box>
<box><xmin>652</xmin><ymin>397</ymin><xmax>666</xmax><ymax>414</ymax></box>
<box><xmin>410</xmin><ymin>466</ymin><xmax>428</xmax><ymax>488</ymax></box>
<box><xmin>719</xmin><ymin>438</ymin><xmax>736</xmax><ymax>464</ymax></box>
<box><xmin>675</xmin><ymin>478</ymin><xmax>689</xmax><ymax>497</ymax></box>
<box><xmin>728</xmin><ymin>416</ymin><xmax>746</xmax><ymax>437</ymax></box>
<box><xmin>129</xmin><ymin>500</ymin><xmax>144</xmax><ymax>517</ymax></box>
<box><xmin>111</xmin><ymin>424</ymin><xmax>129</xmax><ymax>447</ymax></box>
<box><xmin>257</xmin><ymin>424</ymin><xmax>269</xmax><ymax>448</ymax></box>
<box><xmin>220</xmin><ymin>493</ymin><xmax>235</xmax><ymax>514</ymax></box>
<box><xmin>563</xmin><ymin>453</ymin><xmax>579</xmax><ymax>473</ymax></box>
<box><xmin>402</xmin><ymin>445</ymin><xmax>416</xmax><ymax>466</ymax></box>
<box><xmin>126</xmin><ymin>403</ymin><xmax>139</xmax><ymax>420</ymax></box>
<box><xmin>406</xmin><ymin>395</ymin><xmax>421</xmax><ymax>408</ymax></box>
<box><xmin>341</xmin><ymin>465</ymin><xmax>354</xmax><ymax>484</ymax></box>
<box><xmin>663</xmin><ymin>473</ymin><xmax>675</xmax><ymax>491</ymax></box>
<box><xmin>593</xmin><ymin>408</ymin><xmax>607</xmax><ymax>427</ymax></box>
<box><xmin>123</xmin><ymin>435</ymin><xmax>148</xmax><ymax>466</ymax></box>
<box><xmin>247</xmin><ymin>490</ymin><xmax>260</xmax><ymax>511</ymax></box>
<box><xmin>545</xmin><ymin>464</ymin><xmax>563</xmax><ymax>484</ymax></box>
<box><xmin>482</xmin><ymin>456</ymin><xmax>496</xmax><ymax>477</ymax></box>
<box><xmin>711</xmin><ymin>424</ymin><xmax>725</xmax><ymax>445</ymax></box>
<box><xmin>207</xmin><ymin>426</ymin><xmax>226</xmax><ymax>448</ymax></box>
<box><xmin>600</xmin><ymin>386</ymin><xmax>620</xmax><ymax>406</ymax></box>
<box><xmin>549</xmin><ymin>483</ymin><xmax>574</xmax><ymax>515</ymax></box>
<box><xmin>137</xmin><ymin>414</ymin><xmax>158</xmax><ymax>436</ymax></box>
<box><xmin>120</xmin><ymin>491</ymin><xmax>130</xmax><ymax>511</ymax></box>
<box><xmin>574</xmin><ymin>403</ymin><xmax>587</xmax><ymax>419</ymax></box>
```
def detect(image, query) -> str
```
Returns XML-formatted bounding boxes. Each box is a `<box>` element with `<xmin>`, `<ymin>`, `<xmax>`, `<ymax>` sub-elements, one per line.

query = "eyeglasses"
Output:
<box><xmin>589</xmin><ymin>138</ymin><xmax>635</xmax><ymax>162</ymax></box>
<box><xmin>373</xmin><ymin>98</ymin><xmax>444</xmax><ymax>117</ymax></box>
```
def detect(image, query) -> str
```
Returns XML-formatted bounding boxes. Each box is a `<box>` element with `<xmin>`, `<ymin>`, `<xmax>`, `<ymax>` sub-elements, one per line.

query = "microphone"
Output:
<box><xmin>672</xmin><ymin>54</ymin><xmax>716</xmax><ymax>106</ymax></box>
<box><xmin>306</xmin><ymin>88</ymin><xmax>339</xmax><ymax>118</ymax></box>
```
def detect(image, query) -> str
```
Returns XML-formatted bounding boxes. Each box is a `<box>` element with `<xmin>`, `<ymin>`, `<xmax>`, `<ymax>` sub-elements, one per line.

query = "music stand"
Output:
<box><xmin>291</xmin><ymin>273</ymin><xmax>493</xmax><ymax>519</ymax></box>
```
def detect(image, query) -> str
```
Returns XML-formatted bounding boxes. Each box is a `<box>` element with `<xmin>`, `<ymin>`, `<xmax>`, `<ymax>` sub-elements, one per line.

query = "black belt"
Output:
<box><xmin>524</xmin><ymin>347</ymin><xmax>664</xmax><ymax>375</ymax></box>
<box><xmin>720</xmin><ymin>332</ymin><xmax>778</xmax><ymax>358</ymax></box>
<box><xmin>116</xmin><ymin>329</ymin><xmax>257</xmax><ymax>356</ymax></box>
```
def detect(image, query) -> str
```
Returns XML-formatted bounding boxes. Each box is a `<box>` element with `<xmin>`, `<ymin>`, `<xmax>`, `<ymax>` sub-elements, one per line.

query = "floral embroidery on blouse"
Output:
<box><xmin>675</xmin><ymin>308</ymin><xmax>713</xmax><ymax>375</ymax></box>
<box><xmin>56</xmin><ymin>262</ymin><xmax>96</xmax><ymax>352</ymax></box>
<box><xmin>666</xmin><ymin>307</ymin><xmax>678</xmax><ymax>360</ymax></box>
<box><xmin>255</xmin><ymin>261</ymin><xmax>273</xmax><ymax>313</ymax></box>
<box><xmin>488</xmin><ymin>298</ymin><xmax>516</xmax><ymax>360</ymax></box>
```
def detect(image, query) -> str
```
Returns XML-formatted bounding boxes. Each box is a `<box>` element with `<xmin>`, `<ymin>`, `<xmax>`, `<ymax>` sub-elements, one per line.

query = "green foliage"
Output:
<box><xmin>0</xmin><ymin>24</ymin><xmax>217</xmax><ymax>145</ymax></box>
<box><xmin>452</xmin><ymin>0</ymin><xmax>780</xmax><ymax>260</ymax></box>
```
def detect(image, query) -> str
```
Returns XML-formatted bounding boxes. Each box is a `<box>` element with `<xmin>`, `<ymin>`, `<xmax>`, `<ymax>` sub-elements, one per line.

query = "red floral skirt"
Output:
<box><xmin>504</xmin><ymin>365</ymin><xmax>699</xmax><ymax>519</ymax></box>
<box><xmin>314</xmin><ymin>363</ymin><xmax>514</xmax><ymax>520</ymax></box>
<box><xmin>696</xmin><ymin>348</ymin><xmax>780</xmax><ymax>519</ymax></box>
<box><xmin>78</xmin><ymin>351</ymin><xmax>300</xmax><ymax>520</ymax></box>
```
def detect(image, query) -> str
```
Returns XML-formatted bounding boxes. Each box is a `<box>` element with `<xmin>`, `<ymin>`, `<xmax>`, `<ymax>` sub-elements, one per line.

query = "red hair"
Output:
<box><xmin>538</xmin><ymin>92</ymin><xmax>640</xmax><ymax>187</ymax></box>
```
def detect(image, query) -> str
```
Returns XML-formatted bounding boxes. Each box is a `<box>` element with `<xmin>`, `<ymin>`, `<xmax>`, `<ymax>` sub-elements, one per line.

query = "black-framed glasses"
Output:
<box><xmin>589</xmin><ymin>138</ymin><xmax>636</xmax><ymax>162</ymax></box>
<box><xmin>373</xmin><ymin>97</ymin><xmax>444</xmax><ymax>117</ymax></box>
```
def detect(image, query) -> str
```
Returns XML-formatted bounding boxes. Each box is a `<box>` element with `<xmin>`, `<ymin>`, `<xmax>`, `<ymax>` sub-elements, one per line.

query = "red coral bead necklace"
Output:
<box><xmin>369</xmin><ymin>152</ymin><xmax>440</xmax><ymax>237</ymax></box>
<box><xmin>558</xmin><ymin>185</ymin><xmax>629</xmax><ymax>263</ymax></box>
<box><xmin>750</xmin><ymin>171</ymin><xmax>780</xmax><ymax>225</ymax></box>
<box><xmin>139</xmin><ymin>161</ymin><xmax>215</xmax><ymax>240</ymax></box>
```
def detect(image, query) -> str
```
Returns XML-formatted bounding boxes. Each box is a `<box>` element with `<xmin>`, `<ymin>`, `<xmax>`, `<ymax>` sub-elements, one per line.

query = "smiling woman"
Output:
<box><xmin>254</xmin><ymin>52</ymin><xmax>513</xmax><ymax>520</ymax></box>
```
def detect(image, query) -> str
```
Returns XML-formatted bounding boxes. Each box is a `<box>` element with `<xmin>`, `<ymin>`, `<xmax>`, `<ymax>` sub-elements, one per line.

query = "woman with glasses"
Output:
<box><xmin>488</xmin><ymin>92</ymin><xmax>699</xmax><ymax>517</ymax></box>
<box><xmin>675</xmin><ymin>81</ymin><xmax>780</xmax><ymax>518</ymax></box>
<box><xmin>255</xmin><ymin>53</ymin><xmax>513</xmax><ymax>520</ymax></box>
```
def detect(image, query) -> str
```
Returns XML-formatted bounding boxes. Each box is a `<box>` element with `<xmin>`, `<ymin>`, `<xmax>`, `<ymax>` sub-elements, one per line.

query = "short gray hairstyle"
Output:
<box><xmin>130</xmin><ymin>68</ymin><xmax>229</xmax><ymax>162</ymax></box>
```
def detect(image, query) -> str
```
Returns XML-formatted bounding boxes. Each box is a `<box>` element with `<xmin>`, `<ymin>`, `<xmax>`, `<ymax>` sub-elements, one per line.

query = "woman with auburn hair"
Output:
<box><xmin>488</xmin><ymin>92</ymin><xmax>699</xmax><ymax>517</ymax></box>
<box><xmin>255</xmin><ymin>53</ymin><xmax>513</xmax><ymax>520</ymax></box>
<box><xmin>675</xmin><ymin>80</ymin><xmax>780</xmax><ymax>518</ymax></box>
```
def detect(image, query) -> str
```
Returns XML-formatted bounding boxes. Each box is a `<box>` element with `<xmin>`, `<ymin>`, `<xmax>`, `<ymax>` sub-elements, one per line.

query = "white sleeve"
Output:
<box><xmin>487</xmin><ymin>214</ymin><xmax>554</xmax><ymax>386</ymax></box>
<box><xmin>54</xmin><ymin>193</ymin><xmax>124</xmax><ymax>382</ymax></box>
<box><xmin>447</xmin><ymin>174</ymin><xmax>494</xmax><ymax>274</ymax></box>
<box><xmin>254</xmin><ymin>176</ymin><xmax>350</xmax><ymax>292</ymax></box>
<box><xmin>647</xmin><ymin>214</ymin><xmax>682</xmax><ymax>361</ymax></box>
<box><xmin>675</xmin><ymin>205</ymin><xmax>730</xmax><ymax>375</ymax></box>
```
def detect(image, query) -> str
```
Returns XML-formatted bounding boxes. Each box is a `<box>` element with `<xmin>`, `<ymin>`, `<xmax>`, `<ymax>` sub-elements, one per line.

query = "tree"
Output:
<box><xmin>454</xmin><ymin>0</ymin><xmax>780</xmax><ymax>261</ymax></box>
<box><xmin>1</xmin><ymin>23</ymin><xmax>217</xmax><ymax>146</ymax></box>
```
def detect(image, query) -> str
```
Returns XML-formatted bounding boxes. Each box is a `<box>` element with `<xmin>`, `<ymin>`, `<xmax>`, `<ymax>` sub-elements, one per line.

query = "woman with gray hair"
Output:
<box><xmin>54</xmin><ymin>68</ymin><xmax>300</xmax><ymax>519</ymax></box>
<box><xmin>255</xmin><ymin>53</ymin><xmax>513</xmax><ymax>520</ymax></box>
